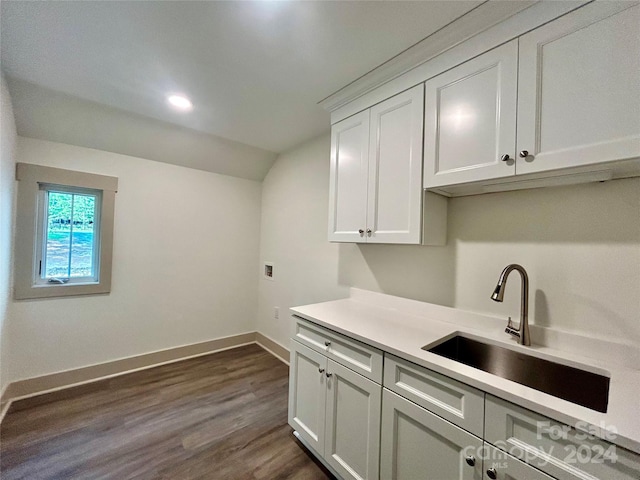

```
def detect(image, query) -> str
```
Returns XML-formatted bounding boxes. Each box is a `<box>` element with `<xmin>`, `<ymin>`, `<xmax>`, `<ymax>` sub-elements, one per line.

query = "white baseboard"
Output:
<box><xmin>255</xmin><ymin>332</ymin><xmax>290</xmax><ymax>365</ymax></box>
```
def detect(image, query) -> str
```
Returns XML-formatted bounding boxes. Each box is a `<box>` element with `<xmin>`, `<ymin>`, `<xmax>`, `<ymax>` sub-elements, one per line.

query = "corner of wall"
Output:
<box><xmin>0</xmin><ymin>73</ymin><xmax>18</xmax><ymax>393</ymax></box>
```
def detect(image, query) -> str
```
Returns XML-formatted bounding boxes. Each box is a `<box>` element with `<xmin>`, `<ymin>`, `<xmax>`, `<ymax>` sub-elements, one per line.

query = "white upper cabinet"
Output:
<box><xmin>424</xmin><ymin>2</ymin><xmax>640</xmax><ymax>193</ymax></box>
<box><xmin>516</xmin><ymin>3</ymin><xmax>640</xmax><ymax>175</ymax></box>
<box><xmin>367</xmin><ymin>85</ymin><xmax>424</xmax><ymax>244</ymax></box>
<box><xmin>330</xmin><ymin>85</ymin><xmax>437</xmax><ymax>244</ymax></box>
<box><xmin>328</xmin><ymin>111</ymin><xmax>370</xmax><ymax>242</ymax></box>
<box><xmin>424</xmin><ymin>40</ymin><xmax>518</xmax><ymax>188</ymax></box>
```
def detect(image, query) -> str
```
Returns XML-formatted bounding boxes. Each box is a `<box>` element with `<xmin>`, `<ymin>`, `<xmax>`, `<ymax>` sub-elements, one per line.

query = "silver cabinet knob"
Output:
<box><xmin>324</xmin><ymin>341</ymin><xmax>331</xmax><ymax>347</ymax></box>
<box><xmin>500</xmin><ymin>154</ymin><xmax>510</xmax><ymax>162</ymax></box>
<box><xmin>465</xmin><ymin>456</ymin><xmax>476</xmax><ymax>467</ymax></box>
<box><xmin>358</xmin><ymin>229</ymin><xmax>364</xmax><ymax>235</ymax></box>
<box><xmin>366</xmin><ymin>228</ymin><xmax>372</xmax><ymax>236</ymax></box>
<box><xmin>519</xmin><ymin>150</ymin><xmax>529</xmax><ymax>158</ymax></box>
<box><xmin>318</xmin><ymin>368</ymin><xmax>325</xmax><ymax>374</ymax></box>
<box><xmin>325</xmin><ymin>371</ymin><xmax>332</xmax><ymax>378</ymax></box>
<box><xmin>486</xmin><ymin>468</ymin><xmax>498</xmax><ymax>479</ymax></box>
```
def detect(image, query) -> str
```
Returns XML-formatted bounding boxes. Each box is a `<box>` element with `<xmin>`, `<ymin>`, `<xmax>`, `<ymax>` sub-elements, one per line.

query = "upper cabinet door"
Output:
<box><xmin>424</xmin><ymin>40</ymin><xmax>518</xmax><ymax>188</ymax></box>
<box><xmin>328</xmin><ymin>111</ymin><xmax>370</xmax><ymax>242</ymax></box>
<box><xmin>516</xmin><ymin>3</ymin><xmax>640</xmax><ymax>175</ymax></box>
<box><xmin>367</xmin><ymin>85</ymin><xmax>424</xmax><ymax>244</ymax></box>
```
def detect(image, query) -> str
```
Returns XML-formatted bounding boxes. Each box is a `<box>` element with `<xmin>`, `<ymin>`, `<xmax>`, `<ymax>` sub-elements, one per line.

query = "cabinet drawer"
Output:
<box><xmin>485</xmin><ymin>395</ymin><xmax>640</xmax><ymax>480</ymax></box>
<box><xmin>383</xmin><ymin>354</ymin><xmax>484</xmax><ymax>437</ymax></box>
<box><xmin>293</xmin><ymin>316</ymin><xmax>383</xmax><ymax>383</ymax></box>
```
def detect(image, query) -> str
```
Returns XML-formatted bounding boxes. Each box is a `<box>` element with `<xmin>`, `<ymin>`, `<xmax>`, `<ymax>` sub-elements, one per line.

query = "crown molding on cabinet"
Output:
<box><xmin>320</xmin><ymin>1</ymin><xmax>589</xmax><ymax>124</ymax></box>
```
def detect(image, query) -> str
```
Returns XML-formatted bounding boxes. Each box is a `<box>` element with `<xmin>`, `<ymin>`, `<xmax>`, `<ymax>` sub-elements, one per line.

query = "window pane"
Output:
<box><xmin>45</xmin><ymin>192</ymin><xmax>72</xmax><ymax>278</ymax></box>
<box><xmin>44</xmin><ymin>191</ymin><xmax>97</xmax><ymax>279</ymax></box>
<box><xmin>70</xmin><ymin>194</ymin><xmax>96</xmax><ymax>277</ymax></box>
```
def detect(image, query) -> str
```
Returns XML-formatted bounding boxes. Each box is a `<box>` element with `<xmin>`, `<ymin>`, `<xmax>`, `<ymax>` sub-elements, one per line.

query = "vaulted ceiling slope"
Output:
<box><xmin>6</xmin><ymin>77</ymin><xmax>277</xmax><ymax>182</ymax></box>
<box><xmin>1</xmin><ymin>1</ymin><xmax>504</xmax><ymax>179</ymax></box>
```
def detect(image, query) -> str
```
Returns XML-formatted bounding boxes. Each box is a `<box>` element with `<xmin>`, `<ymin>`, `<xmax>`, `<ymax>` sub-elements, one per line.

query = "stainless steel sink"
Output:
<box><xmin>423</xmin><ymin>335</ymin><xmax>610</xmax><ymax>413</ymax></box>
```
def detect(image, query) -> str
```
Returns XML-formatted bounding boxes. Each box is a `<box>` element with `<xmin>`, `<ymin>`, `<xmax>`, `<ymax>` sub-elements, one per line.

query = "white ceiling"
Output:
<box><xmin>1</xmin><ymin>0</ymin><xmax>483</xmax><ymax>155</ymax></box>
<box><xmin>6</xmin><ymin>77</ymin><xmax>278</xmax><ymax>182</ymax></box>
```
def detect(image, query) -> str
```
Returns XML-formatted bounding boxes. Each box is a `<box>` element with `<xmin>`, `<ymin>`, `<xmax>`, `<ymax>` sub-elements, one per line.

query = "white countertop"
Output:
<box><xmin>290</xmin><ymin>288</ymin><xmax>640</xmax><ymax>455</ymax></box>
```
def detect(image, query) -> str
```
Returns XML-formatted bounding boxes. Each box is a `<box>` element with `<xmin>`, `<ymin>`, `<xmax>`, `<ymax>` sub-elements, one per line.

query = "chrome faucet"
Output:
<box><xmin>491</xmin><ymin>264</ymin><xmax>531</xmax><ymax>346</ymax></box>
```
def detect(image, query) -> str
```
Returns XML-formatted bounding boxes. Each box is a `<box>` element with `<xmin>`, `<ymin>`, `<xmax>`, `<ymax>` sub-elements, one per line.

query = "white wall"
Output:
<box><xmin>7</xmin><ymin>132</ymin><xmax>640</xmax><ymax>382</ymax></box>
<box><xmin>257</xmin><ymin>136</ymin><xmax>346</xmax><ymax>346</ymax></box>
<box><xmin>9</xmin><ymin>137</ymin><xmax>262</xmax><ymax>381</ymax></box>
<box><xmin>256</xmin><ymin>135</ymin><xmax>455</xmax><ymax>347</ymax></box>
<box><xmin>449</xmin><ymin>179</ymin><xmax>640</xmax><ymax>344</ymax></box>
<box><xmin>257</xmin><ymin>134</ymin><xmax>640</xmax><ymax>348</ymax></box>
<box><xmin>0</xmin><ymin>75</ymin><xmax>17</xmax><ymax>392</ymax></box>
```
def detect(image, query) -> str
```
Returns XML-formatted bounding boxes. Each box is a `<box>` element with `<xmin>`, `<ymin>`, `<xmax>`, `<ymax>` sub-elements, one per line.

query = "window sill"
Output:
<box><xmin>15</xmin><ymin>282</ymin><xmax>111</xmax><ymax>300</ymax></box>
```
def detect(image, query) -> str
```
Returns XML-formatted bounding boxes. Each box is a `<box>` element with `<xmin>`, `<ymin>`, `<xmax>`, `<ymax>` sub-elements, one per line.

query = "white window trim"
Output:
<box><xmin>14</xmin><ymin>163</ymin><xmax>118</xmax><ymax>300</ymax></box>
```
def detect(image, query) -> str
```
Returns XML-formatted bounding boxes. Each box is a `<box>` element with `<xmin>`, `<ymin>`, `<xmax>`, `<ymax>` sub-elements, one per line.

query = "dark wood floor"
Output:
<box><xmin>0</xmin><ymin>344</ymin><xmax>334</xmax><ymax>480</ymax></box>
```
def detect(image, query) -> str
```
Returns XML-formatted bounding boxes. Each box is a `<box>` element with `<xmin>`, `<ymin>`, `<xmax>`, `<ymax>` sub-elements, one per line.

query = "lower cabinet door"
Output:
<box><xmin>324</xmin><ymin>360</ymin><xmax>382</xmax><ymax>480</ymax></box>
<box><xmin>380</xmin><ymin>388</ymin><xmax>483</xmax><ymax>480</ymax></box>
<box><xmin>483</xmin><ymin>444</ymin><xmax>554</xmax><ymax>480</ymax></box>
<box><xmin>288</xmin><ymin>340</ymin><xmax>328</xmax><ymax>455</ymax></box>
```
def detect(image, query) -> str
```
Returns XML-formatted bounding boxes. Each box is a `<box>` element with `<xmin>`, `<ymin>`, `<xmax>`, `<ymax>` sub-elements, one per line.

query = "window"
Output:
<box><xmin>14</xmin><ymin>163</ymin><xmax>118</xmax><ymax>299</ymax></box>
<box><xmin>37</xmin><ymin>185</ymin><xmax>101</xmax><ymax>285</ymax></box>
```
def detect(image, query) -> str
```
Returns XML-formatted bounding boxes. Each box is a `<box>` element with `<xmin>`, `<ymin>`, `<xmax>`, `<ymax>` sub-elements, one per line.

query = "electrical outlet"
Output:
<box><xmin>274</xmin><ymin>307</ymin><xmax>279</xmax><ymax>320</ymax></box>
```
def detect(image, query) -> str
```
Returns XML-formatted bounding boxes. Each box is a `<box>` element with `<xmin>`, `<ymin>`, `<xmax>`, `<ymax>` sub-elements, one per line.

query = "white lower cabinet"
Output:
<box><xmin>293</xmin><ymin>316</ymin><xmax>384</xmax><ymax>383</ymax></box>
<box><xmin>288</xmin><ymin>340</ymin><xmax>327</xmax><ymax>454</ymax></box>
<box><xmin>289</xmin><ymin>339</ymin><xmax>381</xmax><ymax>480</ymax></box>
<box><xmin>384</xmin><ymin>354</ymin><xmax>485</xmax><ymax>437</ymax></box>
<box><xmin>380</xmin><ymin>388</ymin><xmax>483</xmax><ymax>480</ymax></box>
<box><xmin>325</xmin><ymin>360</ymin><xmax>381</xmax><ymax>480</ymax></box>
<box><xmin>289</xmin><ymin>321</ymin><xmax>639</xmax><ymax>480</ymax></box>
<box><xmin>485</xmin><ymin>395</ymin><xmax>640</xmax><ymax>480</ymax></box>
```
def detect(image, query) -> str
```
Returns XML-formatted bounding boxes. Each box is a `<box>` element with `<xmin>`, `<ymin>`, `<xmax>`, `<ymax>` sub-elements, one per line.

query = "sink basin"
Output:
<box><xmin>423</xmin><ymin>335</ymin><xmax>610</xmax><ymax>413</ymax></box>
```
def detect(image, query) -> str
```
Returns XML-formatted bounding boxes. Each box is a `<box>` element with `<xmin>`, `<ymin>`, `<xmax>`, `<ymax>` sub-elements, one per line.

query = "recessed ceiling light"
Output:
<box><xmin>167</xmin><ymin>94</ymin><xmax>193</xmax><ymax>111</ymax></box>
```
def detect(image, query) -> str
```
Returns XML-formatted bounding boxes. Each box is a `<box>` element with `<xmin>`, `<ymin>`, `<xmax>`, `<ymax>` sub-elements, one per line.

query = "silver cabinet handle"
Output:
<box><xmin>318</xmin><ymin>368</ymin><xmax>325</xmax><ymax>374</ymax></box>
<box><xmin>358</xmin><ymin>229</ymin><xmax>364</xmax><ymax>235</ymax></box>
<box><xmin>500</xmin><ymin>154</ymin><xmax>510</xmax><ymax>162</ymax></box>
<box><xmin>324</xmin><ymin>341</ymin><xmax>331</xmax><ymax>347</ymax></box>
<box><xmin>465</xmin><ymin>456</ymin><xmax>475</xmax><ymax>467</ymax></box>
<box><xmin>486</xmin><ymin>468</ymin><xmax>497</xmax><ymax>479</ymax></box>
<box><xmin>325</xmin><ymin>372</ymin><xmax>332</xmax><ymax>378</ymax></box>
<box><xmin>519</xmin><ymin>150</ymin><xmax>529</xmax><ymax>158</ymax></box>
<box><xmin>366</xmin><ymin>228</ymin><xmax>372</xmax><ymax>236</ymax></box>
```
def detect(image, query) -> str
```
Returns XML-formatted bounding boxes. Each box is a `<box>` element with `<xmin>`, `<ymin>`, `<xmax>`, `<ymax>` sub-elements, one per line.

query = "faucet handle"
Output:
<box><xmin>505</xmin><ymin>317</ymin><xmax>521</xmax><ymax>338</ymax></box>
